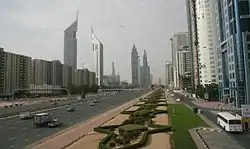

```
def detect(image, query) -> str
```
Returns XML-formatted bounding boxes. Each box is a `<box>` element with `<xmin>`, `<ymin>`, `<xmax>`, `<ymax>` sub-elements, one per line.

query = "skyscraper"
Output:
<box><xmin>216</xmin><ymin>0</ymin><xmax>250</xmax><ymax>107</ymax></box>
<box><xmin>196</xmin><ymin>0</ymin><xmax>217</xmax><ymax>85</ymax></box>
<box><xmin>4</xmin><ymin>52</ymin><xmax>31</xmax><ymax>94</ymax></box>
<box><xmin>131</xmin><ymin>44</ymin><xmax>139</xmax><ymax>87</ymax></box>
<box><xmin>0</xmin><ymin>48</ymin><xmax>5</xmax><ymax>94</ymax></box>
<box><xmin>186</xmin><ymin>0</ymin><xmax>199</xmax><ymax>89</ymax></box>
<box><xmin>112</xmin><ymin>61</ymin><xmax>115</xmax><ymax>75</ymax></box>
<box><xmin>165</xmin><ymin>62</ymin><xmax>173</xmax><ymax>87</ymax></box>
<box><xmin>148</xmin><ymin>65</ymin><xmax>151</xmax><ymax>85</ymax></box>
<box><xmin>91</xmin><ymin>26</ymin><xmax>103</xmax><ymax>86</ymax></box>
<box><xmin>64</xmin><ymin>14</ymin><xmax>78</xmax><ymax>69</ymax></box>
<box><xmin>171</xmin><ymin>32</ymin><xmax>189</xmax><ymax>89</ymax></box>
<box><xmin>142</xmin><ymin>50</ymin><xmax>150</xmax><ymax>87</ymax></box>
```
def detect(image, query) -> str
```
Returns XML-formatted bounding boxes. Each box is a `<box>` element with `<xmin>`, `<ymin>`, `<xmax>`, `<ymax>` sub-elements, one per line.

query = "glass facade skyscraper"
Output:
<box><xmin>216</xmin><ymin>0</ymin><xmax>250</xmax><ymax>107</ymax></box>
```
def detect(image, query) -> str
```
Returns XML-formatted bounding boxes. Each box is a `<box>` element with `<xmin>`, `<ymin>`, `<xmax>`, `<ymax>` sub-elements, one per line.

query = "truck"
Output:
<box><xmin>34</xmin><ymin>113</ymin><xmax>52</xmax><ymax>126</ymax></box>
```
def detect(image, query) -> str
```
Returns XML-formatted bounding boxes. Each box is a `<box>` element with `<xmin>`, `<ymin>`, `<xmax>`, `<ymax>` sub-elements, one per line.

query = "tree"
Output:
<box><xmin>90</xmin><ymin>84</ymin><xmax>98</xmax><ymax>93</ymax></box>
<box><xmin>196</xmin><ymin>85</ymin><xmax>205</xmax><ymax>98</ymax></box>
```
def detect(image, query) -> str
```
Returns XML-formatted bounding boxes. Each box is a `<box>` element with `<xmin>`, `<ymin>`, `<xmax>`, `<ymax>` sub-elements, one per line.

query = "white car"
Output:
<box><xmin>176</xmin><ymin>99</ymin><xmax>181</xmax><ymax>102</ymax></box>
<box><xmin>89</xmin><ymin>102</ymin><xmax>95</xmax><ymax>106</ymax></box>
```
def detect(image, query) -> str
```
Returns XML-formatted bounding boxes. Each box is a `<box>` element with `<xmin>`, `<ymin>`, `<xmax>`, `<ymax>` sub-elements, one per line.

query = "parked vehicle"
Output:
<box><xmin>34</xmin><ymin>113</ymin><xmax>52</xmax><ymax>126</ymax></box>
<box><xmin>217</xmin><ymin>112</ymin><xmax>243</xmax><ymax>132</ymax></box>
<box><xmin>48</xmin><ymin>119</ymin><xmax>62</xmax><ymax>128</ymax></box>
<box><xmin>19</xmin><ymin>111</ymin><xmax>33</xmax><ymax>120</ymax></box>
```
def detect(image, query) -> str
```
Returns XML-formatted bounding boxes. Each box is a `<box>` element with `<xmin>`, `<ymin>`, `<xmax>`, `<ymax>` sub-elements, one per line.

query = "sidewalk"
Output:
<box><xmin>27</xmin><ymin>91</ymin><xmax>152</xmax><ymax>149</ymax></box>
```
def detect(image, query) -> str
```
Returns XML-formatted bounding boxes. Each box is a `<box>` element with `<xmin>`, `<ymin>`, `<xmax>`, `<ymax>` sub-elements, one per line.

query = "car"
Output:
<box><xmin>89</xmin><ymin>101</ymin><xmax>95</xmax><ymax>106</ymax></box>
<box><xmin>67</xmin><ymin>107</ymin><xmax>75</xmax><ymax>112</ymax></box>
<box><xmin>19</xmin><ymin>111</ymin><xmax>33</xmax><ymax>120</ymax></box>
<box><xmin>48</xmin><ymin>119</ymin><xmax>62</xmax><ymax>128</ymax></box>
<box><xmin>176</xmin><ymin>99</ymin><xmax>181</xmax><ymax>102</ymax></box>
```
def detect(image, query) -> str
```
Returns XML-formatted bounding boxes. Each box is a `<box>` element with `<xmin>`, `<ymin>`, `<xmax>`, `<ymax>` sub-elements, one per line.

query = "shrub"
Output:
<box><xmin>99</xmin><ymin>133</ymin><xmax>114</xmax><ymax>149</ymax></box>
<box><xmin>148</xmin><ymin>125</ymin><xmax>172</xmax><ymax>134</ymax></box>
<box><xmin>109</xmin><ymin>141</ymin><xmax>116</xmax><ymax>148</ymax></box>
<box><xmin>118</xmin><ymin>124</ymin><xmax>147</xmax><ymax>134</ymax></box>
<box><xmin>94</xmin><ymin>125</ymin><xmax>120</xmax><ymax>134</ymax></box>
<box><xmin>119</xmin><ymin>131</ymin><xmax>149</xmax><ymax>149</ymax></box>
<box><xmin>133</xmin><ymin>110</ymin><xmax>151</xmax><ymax>117</ymax></box>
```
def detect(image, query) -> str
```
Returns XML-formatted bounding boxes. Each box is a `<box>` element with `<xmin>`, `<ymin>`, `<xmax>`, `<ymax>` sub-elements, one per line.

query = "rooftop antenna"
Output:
<box><xmin>76</xmin><ymin>10</ymin><xmax>79</xmax><ymax>21</ymax></box>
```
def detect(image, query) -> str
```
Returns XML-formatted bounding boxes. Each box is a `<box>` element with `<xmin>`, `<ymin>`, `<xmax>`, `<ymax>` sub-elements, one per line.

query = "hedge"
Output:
<box><xmin>148</xmin><ymin>125</ymin><xmax>172</xmax><ymax>134</ymax></box>
<box><xmin>154</xmin><ymin>109</ymin><xmax>168</xmax><ymax>114</ymax></box>
<box><xmin>119</xmin><ymin>131</ymin><xmax>149</xmax><ymax>149</ymax></box>
<box><xmin>118</xmin><ymin>124</ymin><xmax>147</xmax><ymax>133</ymax></box>
<box><xmin>94</xmin><ymin>125</ymin><xmax>120</xmax><ymax>134</ymax></box>
<box><xmin>99</xmin><ymin>133</ymin><xmax>114</xmax><ymax>149</ymax></box>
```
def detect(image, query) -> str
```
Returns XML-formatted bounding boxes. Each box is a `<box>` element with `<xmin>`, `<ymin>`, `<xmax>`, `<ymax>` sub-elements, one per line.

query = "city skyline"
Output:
<box><xmin>0</xmin><ymin>0</ymin><xmax>187</xmax><ymax>82</ymax></box>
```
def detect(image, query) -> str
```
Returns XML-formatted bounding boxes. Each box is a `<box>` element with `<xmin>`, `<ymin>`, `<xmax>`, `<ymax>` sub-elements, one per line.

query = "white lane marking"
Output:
<box><xmin>22</xmin><ymin>127</ymin><xmax>27</xmax><ymax>131</ymax></box>
<box><xmin>8</xmin><ymin>137</ymin><xmax>16</xmax><ymax>141</ymax></box>
<box><xmin>9</xmin><ymin>145</ymin><xmax>15</xmax><ymax>148</ymax></box>
<box><xmin>37</xmin><ymin>134</ymin><xmax>41</xmax><ymax>137</ymax></box>
<box><xmin>0</xmin><ymin>96</ymin><xmax>110</xmax><ymax>121</ymax></box>
<box><xmin>9</xmin><ymin>126</ymin><xmax>15</xmax><ymax>130</ymax></box>
<box><xmin>24</xmin><ymin>138</ymin><xmax>29</xmax><ymax>142</ymax></box>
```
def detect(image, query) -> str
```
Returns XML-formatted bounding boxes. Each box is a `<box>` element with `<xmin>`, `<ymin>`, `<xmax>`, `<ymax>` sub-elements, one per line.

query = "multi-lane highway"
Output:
<box><xmin>0</xmin><ymin>93</ymin><xmax>102</xmax><ymax>118</ymax></box>
<box><xmin>172</xmin><ymin>92</ymin><xmax>250</xmax><ymax>148</ymax></box>
<box><xmin>0</xmin><ymin>91</ymin><xmax>147</xmax><ymax>149</ymax></box>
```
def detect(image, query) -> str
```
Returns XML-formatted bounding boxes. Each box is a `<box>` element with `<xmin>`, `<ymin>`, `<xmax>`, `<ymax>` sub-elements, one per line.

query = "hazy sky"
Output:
<box><xmin>0</xmin><ymin>0</ymin><xmax>187</xmax><ymax>83</ymax></box>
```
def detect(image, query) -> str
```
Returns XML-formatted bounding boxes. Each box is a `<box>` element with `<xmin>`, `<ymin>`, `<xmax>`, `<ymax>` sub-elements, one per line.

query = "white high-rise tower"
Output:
<box><xmin>91</xmin><ymin>26</ymin><xmax>103</xmax><ymax>86</ymax></box>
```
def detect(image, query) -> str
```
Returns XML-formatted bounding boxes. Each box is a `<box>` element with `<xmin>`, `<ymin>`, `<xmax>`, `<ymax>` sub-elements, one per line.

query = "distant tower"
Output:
<box><xmin>112</xmin><ymin>61</ymin><xmax>115</xmax><ymax>75</ymax></box>
<box><xmin>91</xmin><ymin>26</ymin><xmax>104</xmax><ymax>86</ymax></box>
<box><xmin>131</xmin><ymin>44</ymin><xmax>139</xmax><ymax>87</ymax></box>
<box><xmin>64</xmin><ymin>11</ymin><xmax>78</xmax><ymax>69</ymax></box>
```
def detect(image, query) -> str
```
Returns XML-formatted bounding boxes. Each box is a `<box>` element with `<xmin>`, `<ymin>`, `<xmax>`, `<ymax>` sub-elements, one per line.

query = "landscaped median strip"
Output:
<box><xmin>26</xmin><ymin>91</ymin><xmax>153</xmax><ymax>149</ymax></box>
<box><xmin>69</xmin><ymin>89</ymin><xmax>172</xmax><ymax>149</ymax></box>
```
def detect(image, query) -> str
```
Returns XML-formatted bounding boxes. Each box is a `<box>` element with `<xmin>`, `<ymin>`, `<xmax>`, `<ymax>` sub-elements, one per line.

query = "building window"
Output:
<box><xmin>247</xmin><ymin>35</ymin><xmax>250</xmax><ymax>41</ymax></box>
<box><xmin>232</xmin><ymin>64</ymin><xmax>234</xmax><ymax>70</ymax></box>
<box><xmin>239</xmin><ymin>1</ymin><xmax>249</xmax><ymax>15</ymax></box>
<box><xmin>232</xmin><ymin>73</ymin><xmax>235</xmax><ymax>79</ymax></box>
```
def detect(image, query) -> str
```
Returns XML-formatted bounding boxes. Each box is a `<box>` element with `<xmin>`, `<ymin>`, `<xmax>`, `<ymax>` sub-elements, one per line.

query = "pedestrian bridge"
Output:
<box><xmin>98</xmin><ymin>88</ymin><xmax>142</xmax><ymax>92</ymax></box>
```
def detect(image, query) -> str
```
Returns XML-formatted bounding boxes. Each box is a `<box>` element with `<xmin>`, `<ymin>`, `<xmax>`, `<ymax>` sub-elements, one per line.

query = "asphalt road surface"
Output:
<box><xmin>0</xmin><ymin>93</ymin><xmax>106</xmax><ymax>118</ymax></box>
<box><xmin>0</xmin><ymin>90</ymin><xmax>147</xmax><ymax>149</ymax></box>
<box><xmin>172</xmin><ymin>92</ymin><xmax>250</xmax><ymax>149</ymax></box>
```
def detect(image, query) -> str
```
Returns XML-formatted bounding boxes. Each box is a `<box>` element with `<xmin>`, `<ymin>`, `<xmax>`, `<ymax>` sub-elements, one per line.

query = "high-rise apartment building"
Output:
<box><xmin>165</xmin><ymin>62</ymin><xmax>173</xmax><ymax>87</ymax></box>
<box><xmin>62</xmin><ymin>64</ymin><xmax>73</xmax><ymax>88</ymax></box>
<box><xmin>186</xmin><ymin>0</ymin><xmax>199</xmax><ymax>89</ymax></box>
<box><xmin>196</xmin><ymin>0</ymin><xmax>217</xmax><ymax>85</ymax></box>
<box><xmin>216</xmin><ymin>0</ymin><xmax>250</xmax><ymax>107</ymax></box>
<box><xmin>177</xmin><ymin>48</ymin><xmax>192</xmax><ymax>76</ymax></box>
<box><xmin>64</xmin><ymin>17</ymin><xmax>78</xmax><ymax>69</ymax></box>
<box><xmin>32</xmin><ymin>59</ymin><xmax>52</xmax><ymax>85</ymax></box>
<box><xmin>131</xmin><ymin>44</ymin><xmax>139</xmax><ymax>87</ymax></box>
<box><xmin>52</xmin><ymin>60</ymin><xmax>62</xmax><ymax>86</ymax></box>
<box><xmin>171</xmin><ymin>32</ymin><xmax>189</xmax><ymax>89</ymax></box>
<box><xmin>176</xmin><ymin>48</ymin><xmax>192</xmax><ymax>90</ymax></box>
<box><xmin>4</xmin><ymin>52</ymin><xmax>31</xmax><ymax>94</ymax></box>
<box><xmin>0</xmin><ymin>48</ymin><xmax>5</xmax><ymax>94</ymax></box>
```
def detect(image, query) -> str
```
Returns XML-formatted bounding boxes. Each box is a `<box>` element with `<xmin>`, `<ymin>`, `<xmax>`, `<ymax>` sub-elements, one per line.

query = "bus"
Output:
<box><xmin>217</xmin><ymin>112</ymin><xmax>242</xmax><ymax>132</ymax></box>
